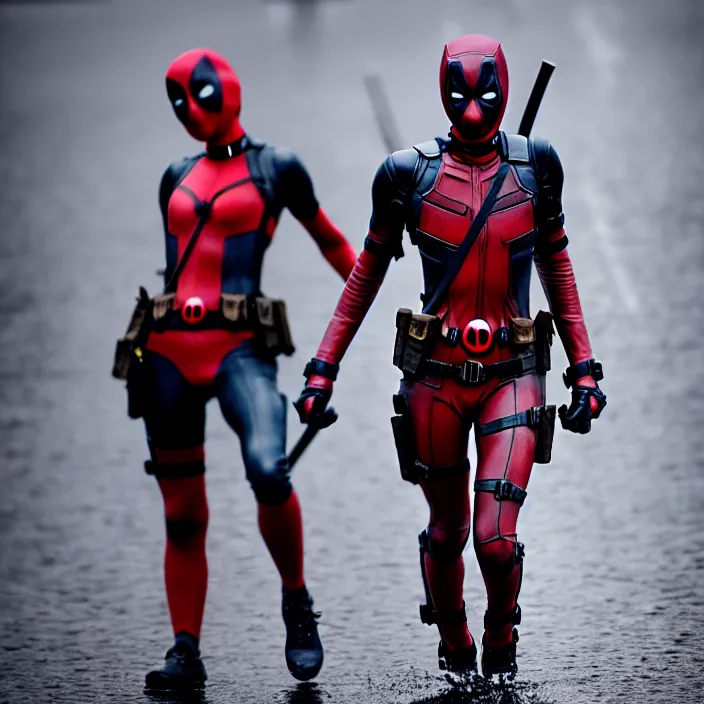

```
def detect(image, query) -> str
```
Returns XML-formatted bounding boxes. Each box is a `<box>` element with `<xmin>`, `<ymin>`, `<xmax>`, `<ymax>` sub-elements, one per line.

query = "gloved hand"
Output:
<box><xmin>558</xmin><ymin>376</ymin><xmax>607</xmax><ymax>434</ymax></box>
<box><xmin>294</xmin><ymin>358</ymin><xmax>339</xmax><ymax>429</ymax></box>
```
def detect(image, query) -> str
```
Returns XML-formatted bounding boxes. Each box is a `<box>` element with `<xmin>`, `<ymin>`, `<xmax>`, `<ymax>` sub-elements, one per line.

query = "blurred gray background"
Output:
<box><xmin>1</xmin><ymin>0</ymin><xmax>703</xmax><ymax>702</ymax></box>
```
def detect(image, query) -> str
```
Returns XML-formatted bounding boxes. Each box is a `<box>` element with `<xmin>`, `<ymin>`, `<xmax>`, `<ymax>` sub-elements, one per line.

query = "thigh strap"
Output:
<box><xmin>474</xmin><ymin>479</ymin><xmax>527</xmax><ymax>506</ymax></box>
<box><xmin>416</xmin><ymin>457</ymin><xmax>470</xmax><ymax>483</ymax></box>
<box><xmin>144</xmin><ymin>459</ymin><xmax>205</xmax><ymax>479</ymax></box>
<box><xmin>476</xmin><ymin>406</ymin><xmax>543</xmax><ymax>438</ymax></box>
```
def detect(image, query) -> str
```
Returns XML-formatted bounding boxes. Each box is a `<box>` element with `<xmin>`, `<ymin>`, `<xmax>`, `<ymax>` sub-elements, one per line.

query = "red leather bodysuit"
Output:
<box><xmin>296</xmin><ymin>34</ymin><xmax>605</xmax><ymax>676</ymax></box>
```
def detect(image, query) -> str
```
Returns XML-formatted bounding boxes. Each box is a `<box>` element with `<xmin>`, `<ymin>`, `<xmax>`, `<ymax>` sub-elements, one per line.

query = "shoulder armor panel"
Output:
<box><xmin>413</xmin><ymin>138</ymin><xmax>446</xmax><ymax>159</ymax></box>
<box><xmin>500</xmin><ymin>133</ymin><xmax>531</xmax><ymax>164</ymax></box>
<box><xmin>388</xmin><ymin>147</ymin><xmax>422</xmax><ymax>182</ymax></box>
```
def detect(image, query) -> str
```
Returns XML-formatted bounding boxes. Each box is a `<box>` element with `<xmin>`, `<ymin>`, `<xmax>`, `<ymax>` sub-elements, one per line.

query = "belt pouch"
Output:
<box><xmin>247</xmin><ymin>296</ymin><xmax>295</xmax><ymax>357</ymax></box>
<box><xmin>534</xmin><ymin>404</ymin><xmax>557</xmax><ymax>464</ymax></box>
<box><xmin>533</xmin><ymin>310</ymin><xmax>555</xmax><ymax>375</ymax></box>
<box><xmin>271</xmin><ymin>299</ymin><xmax>295</xmax><ymax>356</ymax></box>
<box><xmin>221</xmin><ymin>293</ymin><xmax>248</xmax><ymax>328</ymax></box>
<box><xmin>394</xmin><ymin>309</ymin><xmax>440</xmax><ymax>376</ymax></box>
<box><xmin>112</xmin><ymin>286</ymin><xmax>153</xmax><ymax>420</ymax></box>
<box><xmin>112</xmin><ymin>287</ymin><xmax>152</xmax><ymax>380</ymax></box>
<box><xmin>393</xmin><ymin>308</ymin><xmax>412</xmax><ymax>369</ymax></box>
<box><xmin>390</xmin><ymin>393</ymin><xmax>421</xmax><ymax>484</ymax></box>
<box><xmin>509</xmin><ymin>317</ymin><xmax>536</xmax><ymax>351</ymax></box>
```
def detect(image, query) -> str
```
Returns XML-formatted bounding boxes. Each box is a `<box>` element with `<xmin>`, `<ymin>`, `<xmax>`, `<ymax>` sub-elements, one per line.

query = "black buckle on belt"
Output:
<box><xmin>460</xmin><ymin>360</ymin><xmax>484</xmax><ymax>384</ymax></box>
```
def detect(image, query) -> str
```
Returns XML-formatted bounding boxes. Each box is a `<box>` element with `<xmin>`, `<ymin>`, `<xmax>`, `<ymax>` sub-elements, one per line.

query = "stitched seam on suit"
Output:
<box><xmin>495</xmin><ymin>380</ymin><xmax>518</xmax><ymax>540</ymax></box>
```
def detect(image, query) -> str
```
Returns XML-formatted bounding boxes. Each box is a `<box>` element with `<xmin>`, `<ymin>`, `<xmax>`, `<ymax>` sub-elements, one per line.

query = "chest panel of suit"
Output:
<box><xmin>166</xmin><ymin>154</ymin><xmax>273</xmax><ymax>309</ymax></box>
<box><xmin>416</xmin><ymin>152</ymin><xmax>536</xmax><ymax>333</ymax></box>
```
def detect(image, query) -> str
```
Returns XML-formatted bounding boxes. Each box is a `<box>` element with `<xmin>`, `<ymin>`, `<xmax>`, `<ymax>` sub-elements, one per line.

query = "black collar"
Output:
<box><xmin>206</xmin><ymin>136</ymin><xmax>249</xmax><ymax>160</ymax></box>
<box><xmin>447</xmin><ymin>132</ymin><xmax>500</xmax><ymax>158</ymax></box>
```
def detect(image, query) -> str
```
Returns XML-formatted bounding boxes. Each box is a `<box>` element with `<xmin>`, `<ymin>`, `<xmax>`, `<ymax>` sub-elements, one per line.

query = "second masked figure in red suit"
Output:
<box><xmin>140</xmin><ymin>49</ymin><xmax>356</xmax><ymax>690</ymax></box>
<box><xmin>296</xmin><ymin>34</ymin><xmax>605</xmax><ymax>680</ymax></box>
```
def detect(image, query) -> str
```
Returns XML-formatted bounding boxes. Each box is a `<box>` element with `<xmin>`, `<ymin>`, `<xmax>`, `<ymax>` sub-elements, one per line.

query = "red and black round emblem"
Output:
<box><xmin>182</xmin><ymin>296</ymin><xmax>206</xmax><ymax>324</ymax></box>
<box><xmin>462</xmin><ymin>318</ymin><xmax>493</xmax><ymax>355</ymax></box>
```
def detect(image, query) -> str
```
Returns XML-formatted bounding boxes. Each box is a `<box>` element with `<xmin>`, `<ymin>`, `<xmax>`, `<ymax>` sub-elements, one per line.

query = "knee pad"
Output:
<box><xmin>247</xmin><ymin>455</ymin><xmax>292</xmax><ymax>506</ymax></box>
<box><xmin>425</xmin><ymin>523</ymin><xmax>470</xmax><ymax>563</ymax></box>
<box><xmin>475</xmin><ymin>536</ymin><xmax>524</xmax><ymax>578</ymax></box>
<box><xmin>165</xmin><ymin>515</ymin><xmax>208</xmax><ymax>544</ymax></box>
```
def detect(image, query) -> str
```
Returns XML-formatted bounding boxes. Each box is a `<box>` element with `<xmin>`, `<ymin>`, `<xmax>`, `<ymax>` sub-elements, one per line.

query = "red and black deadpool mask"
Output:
<box><xmin>166</xmin><ymin>49</ymin><xmax>243</xmax><ymax>144</ymax></box>
<box><xmin>440</xmin><ymin>34</ymin><xmax>509</xmax><ymax>145</ymax></box>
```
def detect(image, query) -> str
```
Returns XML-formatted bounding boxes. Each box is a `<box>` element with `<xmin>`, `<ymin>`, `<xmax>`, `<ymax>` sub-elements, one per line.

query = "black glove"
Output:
<box><xmin>558</xmin><ymin>385</ymin><xmax>607</xmax><ymax>434</ymax></box>
<box><xmin>293</xmin><ymin>386</ymin><xmax>336</xmax><ymax>429</ymax></box>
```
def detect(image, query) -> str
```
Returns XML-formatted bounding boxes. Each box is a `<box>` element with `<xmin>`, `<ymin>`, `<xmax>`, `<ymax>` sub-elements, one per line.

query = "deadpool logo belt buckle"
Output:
<box><xmin>462</xmin><ymin>318</ymin><xmax>493</xmax><ymax>355</ymax></box>
<box><xmin>182</xmin><ymin>296</ymin><xmax>206</xmax><ymax>324</ymax></box>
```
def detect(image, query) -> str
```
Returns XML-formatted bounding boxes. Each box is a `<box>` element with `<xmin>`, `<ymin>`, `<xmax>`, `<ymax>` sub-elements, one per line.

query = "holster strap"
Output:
<box><xmin>422</xmin><ymin>354</ymin><xmax>536</xmax><ymax>385</ymax></box>
<box><xmin>476</xmin><ymin>406</ymin><xmax>543</xmax><ymax>438</ymax></box>
<box><xmin>474</xmin><ymin>479</ymin><xmax>527</xmax><ymax>506</ymax></box>
<box><xmin>484</xmin><ymin>604</ymin><xmax>522</xmax><ymax>629</ymax></box>
<box><xmin>415</xmin><ymin>457</ymin><xmax>470</xmax><ymax>484</ymax></box>
<box><xmin>420</xmin><ymin>601</ymin><xmax>468</xmax><ymax>627</ymax></box>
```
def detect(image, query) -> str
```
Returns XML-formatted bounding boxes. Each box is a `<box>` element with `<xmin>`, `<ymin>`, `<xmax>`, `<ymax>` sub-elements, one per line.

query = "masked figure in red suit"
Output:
<box><xmin>296</xmin><ymin>35</ymin><xmax>605</xmax><ymax>679</ymax></box>
<box><xmin>141</xmin><ymin>49</ymin><xmax>356</xmax><ymax>690</ymax></box>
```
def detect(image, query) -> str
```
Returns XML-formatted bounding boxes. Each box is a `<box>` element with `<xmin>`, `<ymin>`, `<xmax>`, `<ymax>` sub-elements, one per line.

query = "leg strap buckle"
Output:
<box><xmin>474</xmin><ymin>479</ymin><xmax>527</xmax><ymax>506</ymax></box>
<box><xmin>476</xmin><ymin>406</ymin><xmax>543</xmax><ymax>438</ymax></box>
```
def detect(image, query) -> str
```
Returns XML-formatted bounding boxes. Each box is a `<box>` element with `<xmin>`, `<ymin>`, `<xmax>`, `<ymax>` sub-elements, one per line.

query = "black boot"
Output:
<box><xmin>145</xmin><ymin>632</ymin><xmax>207</xmax><ymax>691</ymax></box>
<box><xmin>282</xmin><ymin>586</ymin><xmax>323</xmax><ymax>681</ymax></box>
<box><xmin>481</xmin><ymin>627</ymin><xmax>519</xmax><ymax>679</ymax></box>
<box><xmin>438</xmin><ymin>639</ymin><xmax>478</xmax><ymax>675</ymax></box>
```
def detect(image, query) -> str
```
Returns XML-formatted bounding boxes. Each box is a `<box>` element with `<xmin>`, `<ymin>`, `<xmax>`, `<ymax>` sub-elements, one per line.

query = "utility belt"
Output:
<box><xmin>112</xmin><ymin>289</ymin><xmax>294</xmax><ymax>420</ymax></box>
<box><xmin>150</xmin><ymin>292</ymin><xmax>295</xmax><ymax>357</ymax></box>
<box><xmin>392</xmin><ymin>308</ymin><xmax>555</xmax><ymax>382</ymax></box>
<box><xmin>390</xmin><ymin>309</ymin><xmax>557</xmax><ymax>484</ymax></box>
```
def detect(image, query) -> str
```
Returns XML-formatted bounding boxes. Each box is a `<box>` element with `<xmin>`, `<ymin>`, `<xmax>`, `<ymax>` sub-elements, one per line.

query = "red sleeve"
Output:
<box><xmin>314</xmin><ymin>234</ymin><xmax>392</xmax><ymax>365</ymax></box>
<box><xmin>300</xmin><ymin>208</ymin><xmax>357</xmax><ymax>281</ymax></box>
<box><xmin>534</xmin><ymin>227</ymin><xmax>593</xmax><ymax>366</ymax></box>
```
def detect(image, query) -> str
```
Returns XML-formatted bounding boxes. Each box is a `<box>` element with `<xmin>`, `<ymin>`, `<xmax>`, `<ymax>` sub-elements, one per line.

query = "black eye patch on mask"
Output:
<box><xmin>166</xmin><ymin>78</ymin><xmax>189</xmax><ymax>123</ymax></box>
<box><xmin>446</xmin><ymin>57</ymin><xmax>503</xmax><ymax>120</ymax></box>
<box><xmin>446</xmin><ymin>59</ymin><xmax>470</xmax><ymax>114</ymax></box>
<box><xmin>189</xmin><ymin>55</ymin><xmax>224</xmax><ymax>113</ymax></box>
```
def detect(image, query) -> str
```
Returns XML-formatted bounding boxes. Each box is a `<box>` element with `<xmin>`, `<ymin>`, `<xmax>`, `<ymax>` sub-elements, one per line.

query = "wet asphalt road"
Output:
<box><xmin>1</xmin><ymin>0</ymin><xmax>704</xmax><ymax>702</ymax></box>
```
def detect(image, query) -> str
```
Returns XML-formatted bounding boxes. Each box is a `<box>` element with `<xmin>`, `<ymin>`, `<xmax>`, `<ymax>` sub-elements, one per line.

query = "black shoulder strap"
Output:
<box><xmin>422</xmin><ymin>160</ymin><xmax>510</xmax><ymax>316</ymax></box>
<box><xmin>163</xmin><ymin>205</ymin><xmax>209</xmax><ymax>294</ymax></box>
<box><xmin>244</xmin><ymin>139</ymin><xmax>277</xmax><ymax>205</ymax></box>
<box><xmin>160</xmin><ymin>154</ymin><xmax>205</xmax><ymax>295</ymax></box>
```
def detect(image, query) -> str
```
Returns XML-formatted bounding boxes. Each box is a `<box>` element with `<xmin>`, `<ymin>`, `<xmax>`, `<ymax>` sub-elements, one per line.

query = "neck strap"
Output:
<box><xmin>206</xmin><ymin>135</ymin><xmax>249</xmax><ymax>160</ymax></box>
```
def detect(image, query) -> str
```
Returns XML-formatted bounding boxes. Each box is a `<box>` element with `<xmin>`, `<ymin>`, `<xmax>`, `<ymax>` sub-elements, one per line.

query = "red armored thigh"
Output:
<box><xmin>473</xmin><ymin>374</ymin><xmax>541</xmax><ymax>647</ymax></box>
<box><xmin>402</xmin><ymin>380</ymin><xmax>474</xmax><ymax>652</ymax></box>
